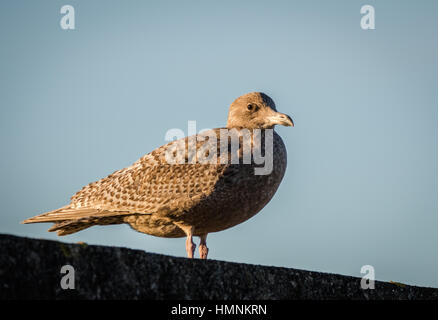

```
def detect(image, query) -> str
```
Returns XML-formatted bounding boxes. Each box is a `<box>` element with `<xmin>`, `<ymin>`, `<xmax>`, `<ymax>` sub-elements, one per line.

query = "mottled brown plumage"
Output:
<box><xmin>22</xmin><ymin>92</ymin><xmax>294</xmax><ymax>259</ymax></box>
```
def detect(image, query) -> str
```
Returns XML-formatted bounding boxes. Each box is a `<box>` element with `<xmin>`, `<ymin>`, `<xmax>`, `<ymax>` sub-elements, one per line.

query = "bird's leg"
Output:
<box><xmin>185</xmin><ymin>229</ymin><xmax>196</xmax><ymax>259</ymax></box>
<box><xmin>199</xmin><ymin>234</ymin><xmax>209</xmax><ymax>259</ymax></box>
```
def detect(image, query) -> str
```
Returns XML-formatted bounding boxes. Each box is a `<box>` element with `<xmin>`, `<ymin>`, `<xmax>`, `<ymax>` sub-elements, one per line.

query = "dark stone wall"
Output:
<box><xmin>0</xmin><ymin>234</ymin><xmax>436</xmax><ymax>300</ymax></box>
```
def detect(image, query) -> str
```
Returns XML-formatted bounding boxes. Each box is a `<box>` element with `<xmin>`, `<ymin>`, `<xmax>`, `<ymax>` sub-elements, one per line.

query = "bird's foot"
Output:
<box><xmin>186</xmin><ymin>237</ymin><xmax>196</xmax><ymax>258</ymax></box>
<box><xmin>199</xmin><ymin>244</ymin><xmax>209</xmax><ymax>259</ymax></box>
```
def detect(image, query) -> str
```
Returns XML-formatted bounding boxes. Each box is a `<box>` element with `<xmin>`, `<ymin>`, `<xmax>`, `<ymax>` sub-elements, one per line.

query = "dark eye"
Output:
<box><xmin>247</xmin><ymin>104</ymin><xmax>256</xmax><ymax>111</ymax></box>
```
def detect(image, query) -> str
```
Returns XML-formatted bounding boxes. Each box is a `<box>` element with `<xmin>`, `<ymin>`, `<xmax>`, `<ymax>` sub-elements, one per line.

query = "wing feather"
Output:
<box><xmin>23</xmin><ymin>128</ymin><xmax>234</xmax><ymax>224</ymax></box>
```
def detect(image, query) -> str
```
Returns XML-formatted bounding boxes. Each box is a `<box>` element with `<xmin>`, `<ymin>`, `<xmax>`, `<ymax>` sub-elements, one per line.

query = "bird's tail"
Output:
<box><xmin>22</xmin><ymin>206</ymin><xmax>131</xmax><ymax>236</ymax></box>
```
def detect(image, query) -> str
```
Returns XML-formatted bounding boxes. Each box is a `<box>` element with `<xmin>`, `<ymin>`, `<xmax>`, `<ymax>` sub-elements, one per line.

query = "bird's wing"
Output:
<box><xmin>23</xmin><ymin>128</ymin><xmax>235</xmax><ymax>224</ymax></box>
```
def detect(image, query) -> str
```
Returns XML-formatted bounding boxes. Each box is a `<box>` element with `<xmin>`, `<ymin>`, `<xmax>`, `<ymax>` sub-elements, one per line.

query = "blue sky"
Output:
<box><xmin>1</xmin><ymin>0</ymin><xmax>437</xmax><ymax>288</ymax></box>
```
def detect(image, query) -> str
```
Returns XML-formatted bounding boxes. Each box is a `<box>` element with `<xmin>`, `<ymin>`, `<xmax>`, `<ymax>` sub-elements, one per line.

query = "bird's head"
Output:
<box><xmin>226</xmin><ymin>92</ymin><xmax>294</xmax><ymax>129</ymax></box>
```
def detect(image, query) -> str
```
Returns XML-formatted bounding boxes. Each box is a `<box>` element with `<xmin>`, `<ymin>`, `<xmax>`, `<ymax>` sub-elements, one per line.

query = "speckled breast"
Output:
<box><xmin>184</xmin><ymin>130</ymin><xmax>288</xmax><ymax>235</ymax></box>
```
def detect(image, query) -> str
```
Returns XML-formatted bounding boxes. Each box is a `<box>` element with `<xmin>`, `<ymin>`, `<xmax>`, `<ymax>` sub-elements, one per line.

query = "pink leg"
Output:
<box><xmin>199</xmin><ymin>234</ymin><xmax>209</xmax><ymax>259</ymax></box>
<box><xmin>185</xmin><ymin>232</ymin><xmax>196</xmax><ymax>259</ymax></box>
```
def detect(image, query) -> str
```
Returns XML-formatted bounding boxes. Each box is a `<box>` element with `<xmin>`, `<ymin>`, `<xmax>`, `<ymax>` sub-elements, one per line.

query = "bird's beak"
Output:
<box><xmin>267</xmin><ymin>111</ymin><xmax>294</xmax><ymax>127</ymax></box>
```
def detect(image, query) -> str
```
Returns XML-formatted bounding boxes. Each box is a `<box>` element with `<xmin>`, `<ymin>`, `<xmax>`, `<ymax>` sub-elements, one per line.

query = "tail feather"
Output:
<box><xmin>48</xmin><ymin>220</ymin><xmax>92</xmax><ymax>236</ymax></box>
<box><xmin>22</xmin><ymin>206</ymin><xmax>136</xmax><ymax>236</ymax></box>
<box><xmin>22</xmin><ymin>206</ymin><xmax>132</xmax><ymax>224</ymax></box>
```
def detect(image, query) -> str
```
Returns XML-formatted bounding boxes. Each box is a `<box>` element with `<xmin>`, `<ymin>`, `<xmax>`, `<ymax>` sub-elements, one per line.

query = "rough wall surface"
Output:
<box><xmin>0</xmin><ymin>234</ymin><xmax>436</xmax><ymax>300</ymax></box>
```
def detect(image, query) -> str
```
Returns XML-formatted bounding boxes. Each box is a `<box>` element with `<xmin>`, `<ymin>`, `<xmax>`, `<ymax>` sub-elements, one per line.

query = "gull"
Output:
<box><xmin>23</xmin><ymin>92</ymin><xmax>294</xmax><ymax>259</ymax></box>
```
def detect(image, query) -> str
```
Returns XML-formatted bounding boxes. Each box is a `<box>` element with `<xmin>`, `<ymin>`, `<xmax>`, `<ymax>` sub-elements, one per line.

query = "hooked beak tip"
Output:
<box><xmin>270</xmin><ymin>112</ymin><xmax>294</xmax><ymax>127</ymax></box>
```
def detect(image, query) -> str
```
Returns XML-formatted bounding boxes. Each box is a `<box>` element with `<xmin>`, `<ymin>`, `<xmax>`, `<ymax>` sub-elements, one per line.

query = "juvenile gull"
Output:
<box><xmin>23</xmin><ymin>92</ymin><xmax>294</xmax><ymax>259</ymax></box>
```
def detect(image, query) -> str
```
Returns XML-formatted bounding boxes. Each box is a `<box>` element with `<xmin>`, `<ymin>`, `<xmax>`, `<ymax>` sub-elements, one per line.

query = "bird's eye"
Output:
<box><xmin>247</xmin><ymin>104</ymin><xmax>255</xmax><ymax>111</ymax></box>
